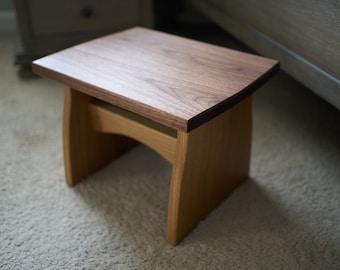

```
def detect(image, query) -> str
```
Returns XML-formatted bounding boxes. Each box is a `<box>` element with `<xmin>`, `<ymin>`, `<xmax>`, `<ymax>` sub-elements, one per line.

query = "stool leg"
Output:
<box><xmin>63</xmin><ymin>86</ymin><xmax>136</xmax><ymax>185</ymax></box>
<box><xmin>167</xmin><ymin>97</ymin><xmax>252</xmax><ymax>245</ymax></box>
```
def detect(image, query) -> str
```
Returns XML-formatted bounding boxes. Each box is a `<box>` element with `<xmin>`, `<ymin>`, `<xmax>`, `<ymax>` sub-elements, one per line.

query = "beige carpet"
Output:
<box><xmin>1</xmin><ymin>31</ymin><xmax>339</xmax><ymax>269</ymax></box>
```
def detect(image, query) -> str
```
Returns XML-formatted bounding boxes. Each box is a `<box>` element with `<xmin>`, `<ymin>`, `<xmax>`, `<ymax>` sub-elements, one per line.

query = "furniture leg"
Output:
<box><xmin>63</xmin><ymin>86</ymin><xmax>136</xmax><ymax>185</ymax></box>
<box><xmin>167</xmin><ymin>97</ymin><xmax>252</xmax><ymax>245</ymax></box>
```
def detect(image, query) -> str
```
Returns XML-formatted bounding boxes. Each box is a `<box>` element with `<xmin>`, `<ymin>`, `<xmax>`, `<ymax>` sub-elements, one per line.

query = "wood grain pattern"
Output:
<box><xmin>33</xmin><ymin>27</ymin><xmax>278</xmax><ymax>245</ymax></box>
<box><xmin>167</xmin><ymin>96</ymin><xmax>252</xmax><ymax>245</ymax></box>
<box><xmin>63</xmin><ymin>87</ymin><xmax>137</xmax><ymax>185</ymax></box>
<box><xmin>88</xmin><ymin>99</ymin><xmax>177</xmax><ymax>163</ymax></box>
<box><xmin>32</xmin><ymin>27</ymin><xmax>278</xmax><ymax>132</ymax></box>
<box><xmin>205</xmin><ymin>0</ymin><xmax>339</xmax><ymax>78</ymax></box>
<box><xmin>190</xmin><ymin>0</ymin><xmax>340</xmax><ymax>109</ymax></box>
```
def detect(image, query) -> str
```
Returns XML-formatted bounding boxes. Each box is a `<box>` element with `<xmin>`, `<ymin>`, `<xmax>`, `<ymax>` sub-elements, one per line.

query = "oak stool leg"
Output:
<box><xmin>63</xmin><ymin>87</ymin><xmax>136</xmax><ymax>185</ymax></box>
<box><xmin>167</xmin><ymin>97</ymin><xmax>252</xmax><ymax>245</ymax></box>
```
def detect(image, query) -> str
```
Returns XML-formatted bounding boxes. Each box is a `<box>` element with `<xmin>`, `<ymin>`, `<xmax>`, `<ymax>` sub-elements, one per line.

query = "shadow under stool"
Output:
<box><xmin>32</xmin><ymin>27</ymin><xmax>279</xmax><ymax>246</ymax></box>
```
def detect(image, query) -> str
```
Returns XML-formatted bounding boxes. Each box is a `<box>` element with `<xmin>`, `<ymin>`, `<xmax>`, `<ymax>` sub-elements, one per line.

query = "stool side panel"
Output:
<box><xmin>62</xmin><ymin>87</ymin><xmax>138</xmax><ymax>185</ymax></box>
<box><xmin>167</xmin><ymin>96</ymin><xmax>252</xmax><ymax>245</ymax></box>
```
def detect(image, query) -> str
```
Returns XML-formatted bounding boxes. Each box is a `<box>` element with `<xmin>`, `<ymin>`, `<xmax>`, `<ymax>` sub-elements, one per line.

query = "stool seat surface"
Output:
<box><xmin>33</xmin><ymin>27</ymin><xmax>278</xmax><ymax>131</ymax></box>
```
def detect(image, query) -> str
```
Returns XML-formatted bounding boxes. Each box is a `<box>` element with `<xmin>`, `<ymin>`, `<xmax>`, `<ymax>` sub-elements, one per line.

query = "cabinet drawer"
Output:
<box><xmin>28</xmin><ymin>0</ymin><xmax>140</xmax><ymax>36</ymax></box>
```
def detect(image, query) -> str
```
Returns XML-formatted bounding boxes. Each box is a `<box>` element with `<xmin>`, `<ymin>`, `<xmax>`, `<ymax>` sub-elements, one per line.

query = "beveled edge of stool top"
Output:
<box><xmin>32</xmin><ymin>27</ymin><xmax>279</xmax><ymax>132</ymax></box>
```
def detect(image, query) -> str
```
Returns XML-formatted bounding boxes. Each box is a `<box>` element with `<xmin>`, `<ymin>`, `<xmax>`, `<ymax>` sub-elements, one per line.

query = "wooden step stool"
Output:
<box><xmin>32</xmin><ymin>27</ymin><xmax>279</xmax><ymax>246</ymax></box>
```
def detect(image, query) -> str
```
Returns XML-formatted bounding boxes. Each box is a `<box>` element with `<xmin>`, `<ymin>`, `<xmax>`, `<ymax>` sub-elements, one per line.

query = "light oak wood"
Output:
<box><xmin>63</xmin><ymin>87</ymin><xmax>137</xmax><ymax>185</ymax></box>
<box><xmin>167</xmin><ymin>96</ymin><xmax>252</xmax><ymax>245</ymax></box>
<box><xmin>84</xmin><ymin>95</ymin><xmax>252</xmax><ymax>245</ymax></box>
<box><xmin>33</xmin><ymin>27</ymin><xmax>279</xmax><ymax>132</ymax></box>
<box><xmin>33</xmin><ymin>27</ymin><xmax>279</xmax><ymax>245</ymax></box>
<box><xmin>88</xmin><ymin>99</ymin><xmax>177</xmax><ymax>163</ymax></box>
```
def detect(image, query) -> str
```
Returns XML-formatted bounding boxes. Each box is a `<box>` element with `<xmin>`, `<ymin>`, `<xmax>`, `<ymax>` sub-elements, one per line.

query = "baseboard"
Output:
<box><xmin>0</xmin><ymin>10</ymin><xmax>17</xmax><ymax>33</ymax></box>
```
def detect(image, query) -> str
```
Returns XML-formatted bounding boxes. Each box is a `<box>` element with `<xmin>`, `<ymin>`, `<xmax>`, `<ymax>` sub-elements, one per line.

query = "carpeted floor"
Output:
<box><xmin>1</xmin><ymin>28</ymin><xmax>339</xmax><ymax>269</ymax></box>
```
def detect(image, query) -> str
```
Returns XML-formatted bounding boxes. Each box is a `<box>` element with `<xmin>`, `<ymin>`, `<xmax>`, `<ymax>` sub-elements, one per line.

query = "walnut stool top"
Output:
<box><xmin>32</xmin><ymin>27</ymin><xmax>279</xmax><ymax>132</ymax></box>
